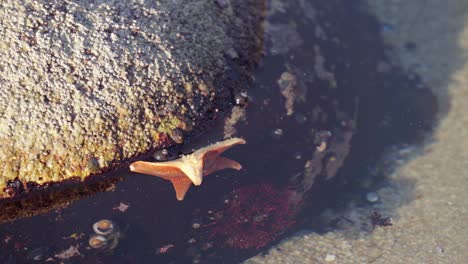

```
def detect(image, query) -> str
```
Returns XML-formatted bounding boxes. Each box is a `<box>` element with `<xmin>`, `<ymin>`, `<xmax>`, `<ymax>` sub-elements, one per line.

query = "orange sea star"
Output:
<box><xmin>129</xmin><ymin>138</ymin><xmax>246</xmax><ymax>200</ymax></box>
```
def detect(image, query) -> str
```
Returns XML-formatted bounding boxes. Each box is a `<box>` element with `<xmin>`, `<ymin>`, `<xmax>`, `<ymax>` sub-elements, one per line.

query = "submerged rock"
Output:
<box><xmin>0</xmin><ymin>0</ymin><xmax>265</xmax><ymax>197</ymax></box>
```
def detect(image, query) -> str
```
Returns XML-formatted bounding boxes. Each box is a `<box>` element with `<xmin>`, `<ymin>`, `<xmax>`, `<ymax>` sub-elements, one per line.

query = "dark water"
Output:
<box><xmin>0</xmin><ymin>1</ymin><xmax>437</xmax><ymax>263</ymax></box>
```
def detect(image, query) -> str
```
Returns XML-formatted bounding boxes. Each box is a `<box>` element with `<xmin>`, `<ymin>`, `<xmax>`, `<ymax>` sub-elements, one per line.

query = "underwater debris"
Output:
<box><xmin>54</xmin><ymin>245</ymin><xmax>81</xmax><ymax>260</ymax></box>
<box><xmin>157</xmin><ymin>244</ymin><xmax>175</xmax><ymax>255</ymax></box>
<box><xmin>370</xmin><ymin>211</ymin><xmax>393</xmax><ymax>230</ymax></box>
<box><xmin>112</xmin><ymin>202</ymin><xmax>130</xmax><ymax>213</ymax></box>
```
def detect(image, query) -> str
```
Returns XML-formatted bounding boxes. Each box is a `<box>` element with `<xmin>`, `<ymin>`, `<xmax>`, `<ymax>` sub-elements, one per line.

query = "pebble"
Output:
<box><xmin>226</xmin><ymin>48</ymin><xmax>239</xmax><ymax>59</ymax></box>
<box><xmin>271</xmin><ymin>128</ymin><xmax>284</xmax><ymax>139</ymax></box>
<box><xmin>234</xmin><ymin>91</ymin><xmax>249</xmax><ymax>106</ymax></box>
<box><xmin>435</xmin><ymin>246</ymin><xmax>445</xmax><ymax>254</ymax></box>
<box><xmin>316</xmin><ymin>141</ymin><xmax>327</xmax><ymax>152</ymax></box>
<box><xmin>153</xmin><ymin>149</ymin><xmax>169</xmax><ymax>161</ymax></box>
<box><xmin>366</xmin><ymin>192</ymin><xmax>379</xmax><ymax>203</ymax></box>
<box><xmin>170</xmin><ymin>128</ymin><xmax>184</xmax><ymax>144</ymax></box>
<box><xmin>324</xmin><ymin>253</ymin><xmax>336</xmax><ymax>262</ymax></box>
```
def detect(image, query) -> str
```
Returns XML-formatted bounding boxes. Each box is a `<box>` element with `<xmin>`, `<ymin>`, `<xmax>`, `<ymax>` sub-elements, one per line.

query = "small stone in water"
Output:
<box><xmin>170</xmin><ymin>128</ymin><xmax>184</xmax><ymax>144</ymax></box>
<box><xmin>316</xmin><ymin>141</ymin><xmax>327</xmax><ymax>152</ymax></box>
<box><xmin>234</xmin><ymin>91</ymin><xmax>249</xmax><ymax>106</ymax></box>
<box><xmin>226</xmin><ymin>48</ymin><xmax>239</xmax><ymax>59</ymax></box>
<box><xmin>435</xmin><ymin>246</ymin><xmax>445</xmax><ymax>254</ymax></box>
<box><xmin>271</xmin><ymin>128</ymin><xmax>283</xmax><ymax>139</ymax></box>
<box><xmin>366</xmin><ymin>192</ymin><xmax>379</xmax><ymax>203</ymax></box>
<box><xmin>153</xmin><ymin>149</ymin><xmax>169</xmax><ymax>161</ymax></box>
<box><xmin>324</xmin><ymin>254</ymin><xmax>336</xmax><ymax>262</ymax></box>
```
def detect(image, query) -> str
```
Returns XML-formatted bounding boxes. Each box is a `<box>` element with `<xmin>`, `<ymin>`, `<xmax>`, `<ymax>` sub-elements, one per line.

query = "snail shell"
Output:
<box><xmin>89</xmin><ymin>235</ymin><xmax>107</xmax><ymax>249</ymax></box>
<box><xmin>93</xmin><ymin>219</ymin><xmax>115</xmax><ymax>236</ymax></box>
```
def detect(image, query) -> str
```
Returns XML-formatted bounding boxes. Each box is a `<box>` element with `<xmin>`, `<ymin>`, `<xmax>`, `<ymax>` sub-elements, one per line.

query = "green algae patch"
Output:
<box><xmin>0</xmin><ymin>0</ymin><xmax>264</xmax><ymax>197</ymax></box>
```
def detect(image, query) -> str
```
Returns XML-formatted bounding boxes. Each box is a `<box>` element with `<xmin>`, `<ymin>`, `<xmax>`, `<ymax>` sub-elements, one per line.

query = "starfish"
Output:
<box><xmin>129</xmin><ymin>137</ymin><xmax>246</xmax><ymax>200</ymax></box>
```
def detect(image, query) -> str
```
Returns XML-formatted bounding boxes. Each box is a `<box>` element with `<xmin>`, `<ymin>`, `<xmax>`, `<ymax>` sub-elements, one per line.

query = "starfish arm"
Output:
<box><xmin>194</xmin><ymin>137</ymin><xmax>246</xmax><ymax>161</ymax></box>
<box><xmin>204</xmin><ymin>156</ymin><xmax>242</xmax><ymax>176</ymax></box>
<box><xmin>169</xmin><ymin>176</ymin><xmax>193</xmax><ymax>201</ymax></box>
<box><xmin>129</xmin><ymin>160</ymin><xmax>187</xmax><ymax>180</ymax></box>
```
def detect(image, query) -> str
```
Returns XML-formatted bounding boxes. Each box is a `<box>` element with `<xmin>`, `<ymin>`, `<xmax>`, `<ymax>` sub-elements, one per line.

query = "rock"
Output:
<box><xmin>0</xmin><ymin>0</ymin><xmax>265</xmax><ymax>197</ymax></box>
<box><xmin>366</xmin><ymin>192</ymin><xmax>379</xmax><ymax>203</ymax></box>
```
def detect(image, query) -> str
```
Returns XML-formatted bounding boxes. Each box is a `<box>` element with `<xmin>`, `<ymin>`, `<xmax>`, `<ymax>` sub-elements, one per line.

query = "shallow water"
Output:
<box><xmin>0</xmin><ymin>1</ymin><xmax>437</xmax><ymax>263</ymax></box>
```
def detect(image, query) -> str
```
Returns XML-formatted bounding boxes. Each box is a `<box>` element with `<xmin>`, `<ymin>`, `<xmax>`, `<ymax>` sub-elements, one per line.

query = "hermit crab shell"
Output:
<box><xmin>88</xmin><ymin>235</ymin><xmax>108</xmax><ymax>249</ymax></box>
<box><xmin>92</xmin><ymin>219</ymin><xmax>116</xmax><ymax>236</ymax></box>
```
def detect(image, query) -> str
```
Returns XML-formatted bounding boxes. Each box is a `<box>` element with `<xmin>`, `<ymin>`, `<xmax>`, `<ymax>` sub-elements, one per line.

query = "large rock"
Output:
<box><xmin>0</xmin><ymin>0</ymin><xmax>264</xmax><ymax>197</ymax></box>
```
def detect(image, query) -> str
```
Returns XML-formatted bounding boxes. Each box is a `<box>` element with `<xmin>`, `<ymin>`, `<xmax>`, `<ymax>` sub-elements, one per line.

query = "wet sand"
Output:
<box><xmin>246</xmin><ymin>1</ymin><xmax>468</xmax><ymax>263</ymax></box>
